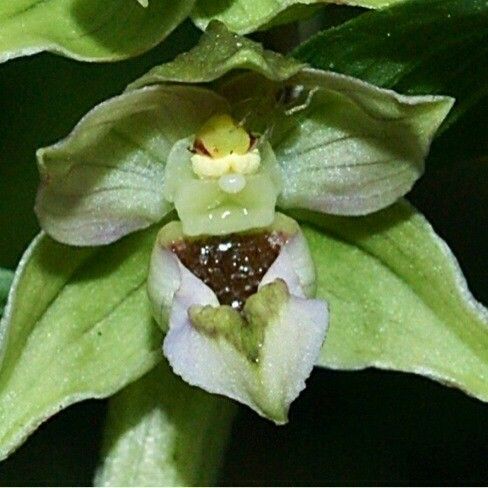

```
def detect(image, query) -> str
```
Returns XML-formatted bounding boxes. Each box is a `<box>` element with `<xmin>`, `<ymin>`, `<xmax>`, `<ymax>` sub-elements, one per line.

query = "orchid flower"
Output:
<box><xmin>32</xmin><ymin>21</ymin><xmax>453</xmax><ymax>423</ymax></box>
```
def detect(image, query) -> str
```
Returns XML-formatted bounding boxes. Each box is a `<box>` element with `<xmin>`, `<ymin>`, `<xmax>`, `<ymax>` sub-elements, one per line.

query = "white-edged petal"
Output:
<box><xmin>261</xmin><ymin>232</ymin><xmax>316</xmax><ymax>298</ymax></box>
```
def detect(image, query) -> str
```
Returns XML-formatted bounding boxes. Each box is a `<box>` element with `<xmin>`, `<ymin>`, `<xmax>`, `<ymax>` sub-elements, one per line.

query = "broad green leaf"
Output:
<box><xmin>36</xmin><ymin>86</ymin><xmax>228</xmax><ymax>246</ymax></box>
<box><xmin>95</xmin><ymin>362</ymin><xmax>236</xmax><ymax>487</ymax></box>
<box><xmin>293</xmin><ymin>201</ymin><xmax>488</xmax><ymax>400</ymax></box>
<box><xmin>0</xmin><ymin>270</ymin><xmax>13</xmax><ymax>317</ymax></box>
<box><xmin>129</xmin><ymin>20</ymin><xmax>304</xmax><ymax>89</ymax></box>
<box><xmin>0</xmin><ymin>0</ymin><xmax>193</xmax><ymax>63</ymax></box>
<box><xmin>0</xmin><ymin>227</ymin><xmax>163</xmax><ymax>461</ymax></box>
<box><xmin>191</xmin><ymin>0</ymin><xmax>390</xmax><ymax>35</ymax></box>
<box><xmin>293</xmin><ymin>0</ymin><xmax>488</xmax><ymax>128</ymax></box>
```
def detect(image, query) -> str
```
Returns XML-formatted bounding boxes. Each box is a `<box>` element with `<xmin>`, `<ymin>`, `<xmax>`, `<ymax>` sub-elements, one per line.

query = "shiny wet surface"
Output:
<box><xmin>171</xmin><ymin>231</ymin><xmax>285</xmax><ymax>310</ymax></box>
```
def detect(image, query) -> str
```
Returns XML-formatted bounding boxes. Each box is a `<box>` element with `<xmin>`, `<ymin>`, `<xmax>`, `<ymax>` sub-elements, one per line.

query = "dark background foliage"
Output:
<box><xmin>0</xmin><ymin>8</ymin><xmax>487</xmax><ymax>485</ymax></box>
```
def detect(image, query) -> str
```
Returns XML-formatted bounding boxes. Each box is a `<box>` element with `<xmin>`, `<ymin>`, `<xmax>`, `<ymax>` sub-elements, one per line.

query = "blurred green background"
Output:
<box><xmin>0</xmin><ymin>18</ymin><xmax>487</xmax><ymax>486</ymax></box>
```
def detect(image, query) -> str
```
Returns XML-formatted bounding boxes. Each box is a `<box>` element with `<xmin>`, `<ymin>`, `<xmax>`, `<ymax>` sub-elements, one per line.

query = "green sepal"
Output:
<box><xmin>275</xmin><ymin>70</ymin><xmax>453</xmax><ymax>215</ymax></box>
<box><xmin>36</xmin><ymin>86</ymin><xmax>228</xmax><ymax>246</ymax></box>
<box><xmin>128</xmin><ymin>20</ymin><xmax>305</xmax><ymax>89</ymax></box>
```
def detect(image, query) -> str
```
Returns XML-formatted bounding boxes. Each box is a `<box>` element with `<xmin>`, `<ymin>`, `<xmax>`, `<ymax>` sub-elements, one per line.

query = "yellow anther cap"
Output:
<box><xmin>194</xmin><ymin>114</ymin><xmax>251</xmax><ymax>158</ymax></box>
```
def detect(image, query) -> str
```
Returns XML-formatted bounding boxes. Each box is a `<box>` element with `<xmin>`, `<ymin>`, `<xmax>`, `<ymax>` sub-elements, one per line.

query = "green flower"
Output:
<box><xmin>4</xmin><ymin>21</ymin><xmax>488</xmax><ymax>484</ymax></box>
<box><xmin>31</xmin><ymin>21</ymin><xmax>453</xmax><ymax>423</ymax></box>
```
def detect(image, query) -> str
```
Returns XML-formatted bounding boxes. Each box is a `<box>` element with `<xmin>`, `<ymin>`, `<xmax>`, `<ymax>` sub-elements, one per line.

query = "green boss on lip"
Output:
<box><xmin>34</xmin><ymin>22</ymin><xmax>453</xmax><ymax>422</ymax></box>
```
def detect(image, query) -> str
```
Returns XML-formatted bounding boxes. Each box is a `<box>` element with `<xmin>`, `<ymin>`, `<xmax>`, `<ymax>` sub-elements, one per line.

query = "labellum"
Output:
<box><xmin>147</xmin><ymin>114</ymin><xmax>327</xmax><ymax>421</ymax></box>
<box><xmin>147</xmin><ymin>213</ymin><xmax>328</xmax><ymax>423</ymax></box>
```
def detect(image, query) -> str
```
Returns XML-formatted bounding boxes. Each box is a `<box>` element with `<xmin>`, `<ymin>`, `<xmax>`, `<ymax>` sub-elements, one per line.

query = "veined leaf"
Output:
<box><xmin>293</xmin><ymin>201</ymin><xmax>488</xmax><ymax>400</ymax></box>
<box><xmin>0</xmin><ymin>0</ymin><xmax>194</xmax><ymax>63</ymax></box>
<box><xmin>293</xmin><ymin>0</ymin><xmax>488</xmax><ymax>128</ymax></box>
<box><xmin>0</xmin><ymin>227</ymin><xmax>163</xmax><ymax>461</ymax></box>
<box><xmin>0</xmin><ymin>270</ymin><xmax>13</xmax><ymax>317</ymax></box>
<box><xmin>191</xmin><ymin>0</ymin><xmax>392</xmax><ymax>35</ymax></box>
<box><xmin>95</xmin><ymin>362</ymin><xmax>236</xmax><ymax>487</ymax></box>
